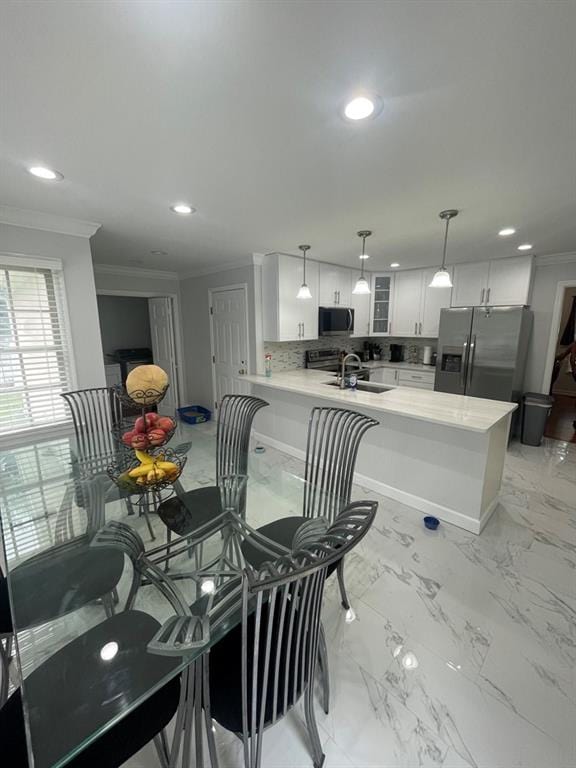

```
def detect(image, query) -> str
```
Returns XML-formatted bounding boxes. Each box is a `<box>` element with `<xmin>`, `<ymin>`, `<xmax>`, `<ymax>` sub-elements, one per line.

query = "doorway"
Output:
<box><xmin>544</xmin><ymin>284</ymin><xmax>576</xmax><ymax>442</ymax></box>
<box><xmin>96</xmin><ymin>291</ymin><xmax>182</xmax><ymax>416</ymax></box>
<box><xmin>209</xmin><ymin>285</ymin><xmax>250</xmax><ymax>410</ymax></box>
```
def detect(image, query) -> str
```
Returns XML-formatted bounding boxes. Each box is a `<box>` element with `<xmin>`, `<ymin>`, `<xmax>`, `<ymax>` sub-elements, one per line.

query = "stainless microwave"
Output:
<box><xmin>318</xmin><ymin>306</ymin><xmax>355</xmax><ymax>336</ymax></box>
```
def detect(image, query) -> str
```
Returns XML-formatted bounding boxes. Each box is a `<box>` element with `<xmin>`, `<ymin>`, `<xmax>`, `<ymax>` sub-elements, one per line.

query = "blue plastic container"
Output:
<box><xmin>177</xmin><ymin>405</ymin><xmax>211</xmax><ymax>425</ymax></box>
<box><xmin>423</xmin><ymin>516</ymin><xmax>440</xmax><ymax>531</ymax></box>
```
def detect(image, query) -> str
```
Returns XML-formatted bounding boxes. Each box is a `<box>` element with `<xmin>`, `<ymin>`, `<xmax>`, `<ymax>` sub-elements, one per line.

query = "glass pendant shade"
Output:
<box><xmin>428</xmin><ymin>268</ymin><xmax>453</xmax><ymax>288</ymax></box>
<box><xmin>296</xmin><ymin>283</ymin><xmax>312</xmax><ymax>300</ymax></box>
<box><xmin>352</xmin><ymin>276</ymin><xmax>371</xmax><ymax>294</ymax></box>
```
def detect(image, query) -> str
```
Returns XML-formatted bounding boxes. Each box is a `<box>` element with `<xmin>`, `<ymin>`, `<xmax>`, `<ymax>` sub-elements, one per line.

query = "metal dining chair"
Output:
<box><xmin>241</xmin><ymin>407</ymin><xmax>378</xmax><ymax>611</ymax></box>
<box><xmin>205</xmin><ymin>500</ymin><xmax>379</xmax><ymax>768</ymax></box>
<box><xmin>155</xmin><ymin>394</ymin><xmax>269</xmax><ymax>571</ymax></box>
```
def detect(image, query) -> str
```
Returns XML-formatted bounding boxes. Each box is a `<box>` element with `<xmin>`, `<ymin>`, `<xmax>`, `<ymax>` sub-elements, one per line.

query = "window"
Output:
<box><xmin>0</xmin><ymin>259</ymin><xmax>74</xmax><ymax>435</ymax></box>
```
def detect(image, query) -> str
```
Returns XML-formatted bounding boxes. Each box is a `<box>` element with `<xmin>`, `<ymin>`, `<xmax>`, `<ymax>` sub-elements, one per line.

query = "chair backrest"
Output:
<box><xmin>303</xmin><ymin>407</ymin><xmax>378</xmax><ymax>523</ymax></box>
<box><xmin>238</xmin><ymin>500</ymin><xmax>377</xmax><ymax>759</ymax></box>
<box><xmin>216</xmin><ymin>395</ymin><xmax>269</xmax><ymax>481</ymax></box>
<box><xmin>61</xmin><ymin>387</ymin><xmax>123</xmax><ymax>461</ymax></box>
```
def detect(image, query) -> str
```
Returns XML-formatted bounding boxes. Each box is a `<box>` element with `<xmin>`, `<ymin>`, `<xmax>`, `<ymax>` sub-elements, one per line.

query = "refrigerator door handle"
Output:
<box><xmin>486</xmin><ymin>287</ymin><xmax>491</xmax><ymax>304</ymax></box>
<box><xmin>461</xmin><ymin>338</ymin><xmax>469</xmax><ymax>390</ymax></box>
<box><xmin>480</xmin><ymin>288</ymin><xmax>485</xmax><ymax>304</ymax></box>
<box><xmin>467</xmin><ymin>334</ymin><xmax>477</xmax><ymax>390</ymax></box>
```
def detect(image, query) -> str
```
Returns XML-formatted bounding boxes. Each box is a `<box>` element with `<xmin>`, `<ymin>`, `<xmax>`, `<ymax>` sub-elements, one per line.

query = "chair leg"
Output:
<box><xmin>336</xmin><ymin>558</ymin><xmax>351</xmax><ymax>610</ymax></box>
<box><xmin>153</xmin><ymin>731</ymin><xmax>170</xmax><ymax>768</ymax></box>
<box><xmin>165</xmin><ymin>527</ymin><xmax>172</xmax><ymax>573</ymax></box>
<box><xmin>0</xmin><ymin>641</ymin><xmax>10</xmax><ymax>706</ymax></box>
<box><xmin>304</xmin><ymin>685</ymin><xmax>325</xmax><ymax>768</ymax></box>
<box><xmin>102</xmin><ymin>593</ymin><xmax>115</xmax><ymax>618</ymax></box>
<box><xmin>317</xmin><ymin>624</ymin><xmax>330</xmax><ymax>715</ymax></box>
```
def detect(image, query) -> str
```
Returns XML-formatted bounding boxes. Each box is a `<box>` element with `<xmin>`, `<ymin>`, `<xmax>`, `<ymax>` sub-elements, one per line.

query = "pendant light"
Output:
<box><xmin>352</xmin><ymin>230</ymin><xmax>372</xmax><ymax>295</ymax></box>
<box><xmin>296</xmin><ymin>244</ymin><xmax>312</xmax><ymax>299</ymax></box>
<box><xmin>429</xmin><ymin>209</ymin><xmax>458</xmax><ymax>288</ymax></box>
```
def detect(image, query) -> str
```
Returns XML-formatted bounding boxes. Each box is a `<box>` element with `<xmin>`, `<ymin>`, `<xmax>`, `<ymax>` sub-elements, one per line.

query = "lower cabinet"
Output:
<box><xmin>369</xmin><ymin>367</ymin><xmax>435</xmax><ymax>390</ymax></box>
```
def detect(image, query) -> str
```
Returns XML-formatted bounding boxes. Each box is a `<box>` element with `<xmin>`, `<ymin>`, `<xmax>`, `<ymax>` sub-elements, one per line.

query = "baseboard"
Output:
<box><xmin>253</xmin><ymin>430</ymin><xmax>485</xmax><ymax>534</ymax></box>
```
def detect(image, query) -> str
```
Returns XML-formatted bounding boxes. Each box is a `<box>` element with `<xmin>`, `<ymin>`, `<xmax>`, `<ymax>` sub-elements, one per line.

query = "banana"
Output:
<box><xmin>135</xmin><ymin>449</ymin><xmax>155</xmax><ymax>465</ymax></box>
<box><xmin>128</xmin><ymin>464</ymin><xmax>153</xmax><ymax>479</ymax></box>
<box><xmin>156</xmin><ymin>460</ymin><xmax>178</xmax><ymax>472</ymax></box>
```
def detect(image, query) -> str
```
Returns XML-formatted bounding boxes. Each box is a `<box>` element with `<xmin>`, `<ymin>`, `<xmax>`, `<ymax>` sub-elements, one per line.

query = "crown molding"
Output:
<box><xmin>535</xmin><ymin>251</ymin><xmax>576</xmax><ymax>266</ymax></box>
<box><xmin>0</xmin><ymin>205</ymin><xmax>101</xmax><ymax>238</ymax></box>
<box><xmin>180</xmin><ymin>259</ymin><xmax>255</xmax><ymax>280</ymax></box>
<box><xmin>93</xmin><ymin>263</ymin><xmax>179</xmax><ymax>281</ymax></box>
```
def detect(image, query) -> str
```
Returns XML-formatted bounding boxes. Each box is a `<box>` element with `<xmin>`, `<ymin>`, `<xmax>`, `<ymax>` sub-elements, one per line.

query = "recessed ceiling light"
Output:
<box><xmin>343</xmin><ymin>94</ymin><xmax>383</xmax><ymax>121</ymax></box>
<box><xmin>28</xmin><ymin>165</ymin><xmax>63</xmax><ymax>181</ymax></box>
<box><xmin>390</xmin><ymin>262</ymin><xmax>400</xmax><ymax>268</ymax></box>
<box><xmin>151</xmin><ymin>250</ymin><xmax>168</xmax><ymax>257</ymax></box>
<box><xmin>170</xmin><ymin>203</ymin><xmax>195</xmax><ymax>215</ymax></box>
<box><xmin>498</xmin><ymin>227</ymin><xmax>516</xmax><ymax>237</ymax></box>
<box><xmin>517</xmin><ymin>243</ymin><xmax>532</xmax><ymax>251</ymax></box>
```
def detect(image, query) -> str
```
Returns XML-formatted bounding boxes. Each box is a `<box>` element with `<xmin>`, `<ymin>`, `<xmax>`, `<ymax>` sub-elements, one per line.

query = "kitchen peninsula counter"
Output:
<box><xmin>242</xmin><ymin>369</ymin><xmax>516</xmax><ymax>534</ymax></box>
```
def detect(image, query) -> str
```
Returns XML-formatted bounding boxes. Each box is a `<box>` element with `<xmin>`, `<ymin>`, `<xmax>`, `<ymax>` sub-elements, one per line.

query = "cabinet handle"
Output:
<box><xmin>414</xmin><ymin>322</ymin><xmax>417</xmax><ymax>335</ymax></box>
<box><xmin>302</xmin><ymin>322</ymin><xmax>305</xmax><ymax>337</ymax></box>
<box><xmin>486</xmin><ymin>288</ymin><xmax>491</xmax><ymax>304</ymax></box>
<box><xmin>480</xmin><ymin>288</ymin><xmax>485</xmax><ymax>304</ymax></box>
<box><xmin>419</xmin><ymin>322</ymin><xmax>422</xmax><ymax>335</ymax></box>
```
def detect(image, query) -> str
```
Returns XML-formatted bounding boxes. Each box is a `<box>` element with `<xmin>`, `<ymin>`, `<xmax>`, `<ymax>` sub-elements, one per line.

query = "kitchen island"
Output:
<box><xmin>242</xmin><ymin>369</ymin><xmax>517</xmax><ymax>534</ymax></box>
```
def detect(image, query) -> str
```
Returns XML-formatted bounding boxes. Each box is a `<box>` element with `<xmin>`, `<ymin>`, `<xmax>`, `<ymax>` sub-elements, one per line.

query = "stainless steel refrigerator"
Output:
<box><xmin>434</xmin><ymin>306</ymin><xmax>532</xmax><ymax>402</ymax></box>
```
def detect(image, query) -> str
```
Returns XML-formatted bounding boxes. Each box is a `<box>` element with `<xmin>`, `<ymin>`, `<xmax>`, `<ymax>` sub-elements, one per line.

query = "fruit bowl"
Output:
<box><xmin>113</xmin><ymin>413</ymin><xmax>177</xmax><ymax>451</ymax></box>
<box><xmin>113</xmin><ymin>383</ymin><xmax>169</xmax><ymax>409</ymax></box>
<box><xmin>108</xmin><ymin>447</ymin><xmax>187</xmax><ymax>495</ymax></box>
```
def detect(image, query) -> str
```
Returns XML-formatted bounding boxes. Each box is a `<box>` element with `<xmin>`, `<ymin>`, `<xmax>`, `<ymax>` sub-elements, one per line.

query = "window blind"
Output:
<box><xmin>0</xmin><ymin>262</ymin><xmax>75</xmax><ymax>435</ymax></box>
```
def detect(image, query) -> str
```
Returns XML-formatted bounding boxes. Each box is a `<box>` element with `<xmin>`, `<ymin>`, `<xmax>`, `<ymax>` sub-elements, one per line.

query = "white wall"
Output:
<box><xmin>0</xmin><ymin>222</ymin><xmax>105</xmax><ymax>388</ymax></box>
<box><xmin>180</xmin><ymin>264</ymin><xmax>258</xmax><ymax>410</ymax></box>
<box><xmin>524</xmin><ymin>257</ymin><xmax>576</xmax><ymax>393</ymax></box>
<box><xmin>94</xmin><ymin>268</ymin><xmax>180</xmax><ymax>296</ymax></box>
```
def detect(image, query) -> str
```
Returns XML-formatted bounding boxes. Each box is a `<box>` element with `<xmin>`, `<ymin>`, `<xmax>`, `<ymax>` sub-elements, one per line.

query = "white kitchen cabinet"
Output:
<box><xmin>420</xmin><ymin>267</ymin><xmax>453</xmax><ymax>336</ymax></box>
<box><xmin>451</xmin><ymin>262</ymin><xmax>489</xmax><ymax>307</ymax></box>
<box><xmin>319</xmin><ymin>263</ymin><xmax>351</xmax><ymax>307</ymax></box>
<box><xmin>369</xmin><ymin>367</ymin><xmax>398</xmax><ymax>385</ymax></box>
<box><xmin>397</xmin><ymin>369</ymin><xmax>435</xmax><ymax>390</ymax></box>
<box><xmin>451</xmin><ymin>256</ymin><xmax>533</xmax><ymax>307</ymax></box>
<box><xmin>391</xmin><ymin>270</ymin><xmax>423</xmax><ymax>336</ymax></box>
<box><xmin>485</xmin><ymin>256</ymin><xmax>533</xmax><ymax>306</ymax></box>
<box><xmin>370</xmin><ymin>273</ymin><xmax>395</xmax><ymax>335</ymax></box>
<box><xmin>262</xmin><ymin>253</ymin><xmax>319</xmax><ymax>341</ymax></box>
<box><xmin>350</xmin><ymin>271</ymin><xmax>371</xmax><ymax>338</ymax></box>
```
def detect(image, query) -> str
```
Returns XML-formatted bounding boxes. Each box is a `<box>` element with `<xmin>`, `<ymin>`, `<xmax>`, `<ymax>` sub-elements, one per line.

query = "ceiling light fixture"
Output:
<box><xmin>297</xmin><ymin>244</ymin><xmax>313</xmax><ymax>300</ymax></box>
<box><xmin>170</xmin><ymin>203</ymin><xmax>195</xmax><ymax>215</ymax></box>
<box><xmin>28</xmin><ymin>165</ymin><xmax>63</xmax><ymax>181</ymax></box>
<box><xmin>151</xmin><ymin>250</ymin><xmax>168</xmax><ymax>257</ymax></box>
<box><xmin>353</xmin><ymin>230</ymin><xmax>372</xmax><ymax>295</ymax></box>
<box><xmin>517</xmin><ymin>243</ymin><xmax>532</xmax><ymax>251</ymax></box>
<box><xmin>344</xmin><ymin>96</ymin><xmax>375</xmax><ymax>120</ymax></box>
<box><xmin>429</xmin><ymin>209</ymin><xmax>458</xmax><ymax>288</ymax></box>
<box><xmin>498</xmin><ymin>227</ymin><xmax>516</xmax><ymax>237</ymax></box>
<box><xmin>390</xmin><ymin>262</ymin><xmax>400</xmax><ymax>268</ymax></box>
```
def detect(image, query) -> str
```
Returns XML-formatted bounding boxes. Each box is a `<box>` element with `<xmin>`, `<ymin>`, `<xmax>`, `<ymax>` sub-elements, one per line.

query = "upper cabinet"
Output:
<box><xmin>389</xmin><ymin>267</ymin><xmax>452</xmax><ymax>337</ymax></box>
<box><xmin>350</xmin><ymin>270</ymin><xmax>371</xmax><ymax>338</ymax></box>
<box><xmin>262</xmin><ymin>253</ymin><xmax>319</xmax><ymax>342</ymax></box>
<box><xmin>319</xmin><ymin>263</ymin><xmax>351</xmax><ymax>307</ymax></box>
<box><xmin>451</xmin><ymin>256</ymin><xmax>533</xmax><ymax>307</ymax></box>
<box><xmin>370</xmin><ymin>273</ymin><xmax>395</xmax><ymax>336</ymax></box>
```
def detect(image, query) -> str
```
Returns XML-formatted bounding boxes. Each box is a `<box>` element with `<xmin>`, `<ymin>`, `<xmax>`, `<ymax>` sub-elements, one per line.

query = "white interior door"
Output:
<box><xmin>211</xmin><ymin>287</ymin><xmax>249</xmax><ymax>409</ymax></box>
<box><xmin>148</xmin><ymin>297</ymin><xmax>179</xmax><ymax>415</ymax></box>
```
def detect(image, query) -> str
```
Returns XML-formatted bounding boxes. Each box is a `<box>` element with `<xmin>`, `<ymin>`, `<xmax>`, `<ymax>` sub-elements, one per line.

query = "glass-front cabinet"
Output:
<box><xmin>370</xmin><ymin>273</ymin><xmax>394</xmax><ymax>335</ymax></box>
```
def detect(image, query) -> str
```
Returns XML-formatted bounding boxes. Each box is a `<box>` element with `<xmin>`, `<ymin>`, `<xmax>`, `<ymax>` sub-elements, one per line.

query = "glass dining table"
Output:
<box><xmin>0</xmin><ymin>421</ymin><xmax>343</xmax><ymax>768</ymax></box>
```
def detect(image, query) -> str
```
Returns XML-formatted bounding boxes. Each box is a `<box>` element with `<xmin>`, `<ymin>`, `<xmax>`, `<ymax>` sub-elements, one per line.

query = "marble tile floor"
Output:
<box><xmin>7</xmin><ymin>424</ymin><xmax>575</xmax><ymax>767</ymax></box>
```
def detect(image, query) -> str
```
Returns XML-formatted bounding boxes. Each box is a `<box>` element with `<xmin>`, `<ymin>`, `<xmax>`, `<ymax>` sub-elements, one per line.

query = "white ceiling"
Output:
<box><xmin>1</xmin><ymin>1</ymin><xmax>575</xmax><ymax>274</ymax></box>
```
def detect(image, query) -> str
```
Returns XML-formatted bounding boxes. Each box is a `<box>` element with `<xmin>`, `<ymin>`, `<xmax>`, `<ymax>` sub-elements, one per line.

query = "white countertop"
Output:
<box><xmin>361</xmin><ymin>360</ymin><xmax>434</xmax><ymax>372</ymax></box>
<box><xmin>243</xmin><ymin>369</ymin><xmax>516</xmax><ymax>433</ymax></box>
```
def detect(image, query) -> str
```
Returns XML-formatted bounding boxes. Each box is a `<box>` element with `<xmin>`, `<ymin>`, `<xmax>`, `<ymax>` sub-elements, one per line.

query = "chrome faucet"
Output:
<box><xmin>339</xmin><ymin>352</ymin><xmax>362</xmax><ymax>389</ymax></box>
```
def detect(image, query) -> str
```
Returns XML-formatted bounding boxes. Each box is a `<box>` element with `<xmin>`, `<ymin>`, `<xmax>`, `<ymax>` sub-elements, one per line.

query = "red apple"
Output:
<box><xmin>156</xmin><ymin>416</ymin><xmax>175</xmax><ymax>432</ymax></box>
<box><xmin>131</xmin><ymin>433</ymin><xmax>149</xmax><ymax>450</ymax></box>
<box><xmin>147</xmin><ymin>427</ymin><xmax>167</xmax><ymax>446</ymax></box>
<box><xmin>134</xmin><ymin>416</ymin><xmax>146</xmax><ymax>433</ymax></box>
<box><xmin>135</xmin><ymin>413</ymin><xmax>158</xmax><ymax>432</ymax></box>
<box><xmin>122</xmin><ymin>429</ymin><xmax>135</xmax><ymax>446</ymax></box>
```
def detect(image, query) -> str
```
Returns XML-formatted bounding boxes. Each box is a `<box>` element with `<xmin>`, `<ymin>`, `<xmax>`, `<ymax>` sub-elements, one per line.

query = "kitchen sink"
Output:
<box><xmin>323</xmin><ymin>381</ymin><xmax>393</xmax><ymax>394</ymax></box>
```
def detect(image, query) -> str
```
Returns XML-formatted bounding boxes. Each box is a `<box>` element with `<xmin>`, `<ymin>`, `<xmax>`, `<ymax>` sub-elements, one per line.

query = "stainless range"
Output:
<box><xmin>305</xmin><ymin>348</ymin><xmax>370</xmax><ymax>380</ymax></box>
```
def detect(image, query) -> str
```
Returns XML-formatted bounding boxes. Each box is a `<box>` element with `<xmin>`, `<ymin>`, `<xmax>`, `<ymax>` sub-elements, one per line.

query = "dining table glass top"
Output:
<box><xmin>0</xmin><ymin>420</ymin><xmax>345</xmax><ymax>768</ymax></box>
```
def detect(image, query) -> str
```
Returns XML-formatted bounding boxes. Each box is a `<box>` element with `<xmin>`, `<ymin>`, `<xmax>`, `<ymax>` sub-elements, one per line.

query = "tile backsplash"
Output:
<box><xmin>263</xmin><ymin>337</ymin><xmax>438</xmax><ymax>371</ymax></box>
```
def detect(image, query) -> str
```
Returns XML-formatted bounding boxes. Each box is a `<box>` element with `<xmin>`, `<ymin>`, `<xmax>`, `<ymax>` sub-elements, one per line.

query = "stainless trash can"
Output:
<box><xmin>521</xmin><ymin>393</ymin><xmax>554</xmax><ymax>446</ymax></box>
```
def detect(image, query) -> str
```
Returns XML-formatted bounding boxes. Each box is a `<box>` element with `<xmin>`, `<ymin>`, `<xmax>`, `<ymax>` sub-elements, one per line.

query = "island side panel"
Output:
<box><xmin>250</xmin><ymin>384</ymin><xmax>496</xmax><ymax>534</ymax></box>
<box><xmin>479</xmin><ymin>413</ymin><xmax>512</xmax><ymax>531</ymax></box>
